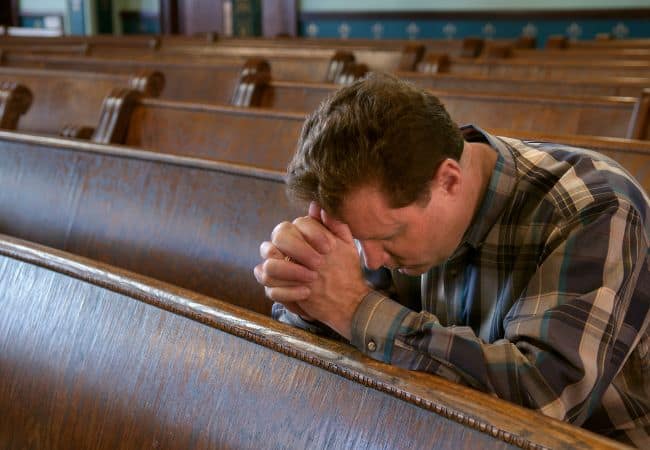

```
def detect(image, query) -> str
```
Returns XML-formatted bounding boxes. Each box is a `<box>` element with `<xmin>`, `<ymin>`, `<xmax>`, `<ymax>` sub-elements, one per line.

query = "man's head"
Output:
<box><xmin>286</xmin><ymin>73</ymin><xmax>464</xmax><ymax>217</ymax></box>
<box><xmin>286</xmin><ymin>73</ymin><xmax>471</xmax><ymax>274</ymax></box>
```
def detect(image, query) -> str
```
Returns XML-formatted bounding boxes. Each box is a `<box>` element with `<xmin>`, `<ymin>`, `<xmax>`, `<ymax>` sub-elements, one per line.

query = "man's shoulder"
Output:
<box><xmin>499</xmin><ymin>137</ymin><xmax>649</xmax><ymax>232</ymax></box>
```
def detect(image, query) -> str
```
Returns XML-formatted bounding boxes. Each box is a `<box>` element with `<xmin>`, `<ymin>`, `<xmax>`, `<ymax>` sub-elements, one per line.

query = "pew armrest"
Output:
<box><xmin>325</xmin><ymin>51</ymin><xmax>355</xmax><ymax>83</ymax></box>
<box><xmin>627</xmin><ymin>89</ymin><xmax>650</xmax><ymax>140</ymax></box>
<box><xmin>128</xmin><ymin>70</ymin><xmax>165</xmax><ymax>98</ymax></box>
<box><xmin>0</xmin><ymin>81</ymin><xmax>32</xmax><ymax>130</ymax></box>
<box><xmin>91</xmin><ymin>88</ymin><xmax>141</xmax><ymax>145</ymax></box>
<box><xmin>60</xmin><ymin>124</ymin><xmax>95</xmax><ymax>140</ymax></box>
<box><xmin>398</xmin><ymin>43</ymin><xmax>425</xmax><ymax>71</ymax></box>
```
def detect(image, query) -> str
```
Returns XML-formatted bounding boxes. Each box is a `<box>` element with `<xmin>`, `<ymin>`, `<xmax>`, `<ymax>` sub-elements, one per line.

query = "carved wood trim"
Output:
<box><xmin>148</xmin><ymin>36</ymin><xmax>161</xmax><ymax>49</ymax></box>
<box><xmin>627</xmin><ymin>89</ymin><xmax>650</xmax><ymax>140</ymax></box>
<box><xmin>514</xmin><ymin>36</ymin><xmax>536</xmax><ymax>49</ymax></box>
<box><xmin>460</xmin><ymin>37</ymin><xmax>484</xmax><ymax>58</ymax></box>
<box><xmin>326</xmin><ymin>50</ymin><xmax>355</xmax><ymax>83</ymax></box>
<box><xmin>60</xmin><ymin>124</ymin><xmax>95</xmax><ymax>140</ymax></box>
<box><xmin>128</xmin><ymin>70</ymin><xmax>165</xmax><ymax>97</ymax></box>
<box><xmin>335</xmin><ymin>62</ymin><xmax>369</xmax><ymax>85</ymax></box>
<box><xmin>481</xmin><ymin>42</ymin><xmax>514</xmax><ymax>59</ymax></box>
<box><xmin>0</xmin><ymin>81</ymin><xmax>32</xmax><ymax>130</ymax></box>
<box><xmin>240</xmin><ymin>57</ymin><xmax>271</xmax><ymax>77</ymax></box>
<box><xmin>91</xmin><ymin>88</ymin><xmax>141</xmax><ymax>145</ymax></box>
<box><xmin>398</xmin><ymin>43</ymin><xmax>425</xmax><ymax>71</ymax></box>
<box><xmin>231</xmin><ymin>72</ymin><xmax>270</xmax><ymax>107</ymax></box>
<box><xmin>546</xmin><ymin>35</ymin><xmax>568</xmax><ymax>49</ymax></box>
<box><xmin>416</xmin><ymin>53</ymin><xmax>450</xmax><ymax>74</ymax></box>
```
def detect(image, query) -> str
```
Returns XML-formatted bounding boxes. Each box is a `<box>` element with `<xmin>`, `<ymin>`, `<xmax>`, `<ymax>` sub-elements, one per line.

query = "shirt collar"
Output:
<box><xmin>457</xmin><ymin>125</ymin><xmax>519</xmax><ymax>250</ymax></box>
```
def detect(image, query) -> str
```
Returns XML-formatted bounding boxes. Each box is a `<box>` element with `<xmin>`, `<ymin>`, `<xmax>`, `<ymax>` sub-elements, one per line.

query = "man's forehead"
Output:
<box><xmin>339</xmin><ymin>187</ymin><xmax>402</xmax><ymax>239</ymax></box>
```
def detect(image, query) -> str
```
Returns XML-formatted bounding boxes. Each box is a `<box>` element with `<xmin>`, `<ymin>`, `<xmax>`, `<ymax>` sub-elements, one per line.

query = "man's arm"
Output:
<box><xmin>352</xmin><ymin>202</ymin><xmax>649</xmax><ymax>425</ymax></box>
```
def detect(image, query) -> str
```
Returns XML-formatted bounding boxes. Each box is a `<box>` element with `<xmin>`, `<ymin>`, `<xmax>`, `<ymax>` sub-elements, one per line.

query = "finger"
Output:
<box><xmin>321</xmin><ymin>209</ymin><xmax>354</xmax><ymax>244</ymax></box>
<box><xmin>271</xmin><ymin>221</ymin><xmax>324</xmax><ymax>269</ymax></box>
<box><xmin>259</xmin><ymin>241</ymin><xmax>283</xmax><ymax>260</ymax></box>
<box><xmin>292</xmin><ymin>216</ymin><xmax>334</xmax><ymax>255</ymax></box>
<box><xmin>282</xmin><ymin>302</ymin><xmax>314</xmax><ymax>321</ymax></box>
<box><xmin>308</xmin><ymin>201</ymin><xmax>322</xmax><ymax>220</ymax></box>
<box><xmin>254</xmin><ymin>260</ymin><xmax>317</xmax><ymax>287</ymax></box>
<box><xmin>264</xmin><ymin>285</ymin><xmax>310</xmax><ymax>303</ymax></box>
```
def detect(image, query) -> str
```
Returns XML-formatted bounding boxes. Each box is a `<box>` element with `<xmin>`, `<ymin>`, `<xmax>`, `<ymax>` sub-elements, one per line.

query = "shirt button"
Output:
<box><xmin>367</xmin><ymin>340</ymin><xmax>377</xmax><ymax>352</ymax></box>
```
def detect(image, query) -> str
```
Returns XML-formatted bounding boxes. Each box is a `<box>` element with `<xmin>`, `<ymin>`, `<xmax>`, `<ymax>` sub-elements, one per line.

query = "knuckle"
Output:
<box><xmin>271</xmin><ymin>221</ymin><xmax>292</xmax><ymax>240</ymax></box>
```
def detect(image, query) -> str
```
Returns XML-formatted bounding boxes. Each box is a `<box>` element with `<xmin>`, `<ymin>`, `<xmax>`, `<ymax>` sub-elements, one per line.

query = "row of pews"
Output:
<box><xmin>0</xmin><ymin>34</ymin><xmax>647</xmax><ymax>449</ymax></box>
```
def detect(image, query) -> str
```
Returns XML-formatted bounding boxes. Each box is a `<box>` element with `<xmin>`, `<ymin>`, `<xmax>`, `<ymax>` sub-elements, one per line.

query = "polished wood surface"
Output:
<box><xmin>0</xmin><ymin>66</ymin><xmax>163</xmax><ymax>135</ymax></box>
<box><xmin>118</xmin><ymin>92</ymin><xmax>646</xmax><ymax>172</ymax></box>
<box><xmin>0</xmin><ymin>34</ymin><xmax>646</xmax><ymax>449</ymax></box>
<box><xmin>0</xmin><ymin>131</ymin><xmax>301</xmax><ymax>315</ymax></box>
<box><xmin>0</xmin><ymin>80</ymin><xmax>30</xmax><ymax>129</ymax></box>
<box><xmin>400</xmin><ymin>71</ymin><xmax>650</xmax><ymax>98</ymax></box>
<box><xmin>0</xmin><ymin>235</ymin><xmax>628</xmax><ymax>449</ymax></box>
<box><xmin>123</xmin><ymin>101</ymin><xmax>305</xmax><ymax>169</ymax></box>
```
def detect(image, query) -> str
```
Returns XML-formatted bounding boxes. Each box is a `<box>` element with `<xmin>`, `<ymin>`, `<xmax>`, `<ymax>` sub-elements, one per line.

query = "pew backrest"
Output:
<box><xmin>0</xmin><ymin>235</ymin><xmax>624</xmax><ymax>449</ymax></box>
<box><xmin>399</xmin><ymin>71</ymin><xmax>650</xmax><ymax>98</ymax></box>
<box><xmin>112</xmin><ymin>91</ymin><xmax>648</xmax><ymax>170</ymax></box>
<box><xmin>0</xmin><ymin>66</ymin><xmax>163</xmax><ymax>135</ymax></box>
<box><xmin>0</xmin><ymin>132</ymin><xmax>302</xmax><ymax>314</ymax></box>
<box><xmin>436</xmin><ymin>55</ymin><xmax>650</xmax><ymax>79</ymax></box>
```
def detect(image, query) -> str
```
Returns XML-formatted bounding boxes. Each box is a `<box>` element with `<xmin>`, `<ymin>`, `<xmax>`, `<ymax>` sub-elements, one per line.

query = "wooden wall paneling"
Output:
<box><xmin>178</xmin><ymin>0</ymin><xmax>223</xmax><ymax>36</ymax></box>
<box><xmin>159</xmin><ymin>0</ymin><xmax>179</xmax><ymax>34</ymax></box>
<box><xmin>262</xmin><ymin>0</ymin><xmax>297</xmax><ymax>37</ymax></box>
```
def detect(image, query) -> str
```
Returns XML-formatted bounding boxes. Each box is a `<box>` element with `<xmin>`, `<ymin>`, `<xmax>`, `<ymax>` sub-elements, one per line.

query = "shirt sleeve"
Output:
<box><xmin>350</xmin><ymin>201</ymin><xmax>650</xmax><ymax>425</ymax></box>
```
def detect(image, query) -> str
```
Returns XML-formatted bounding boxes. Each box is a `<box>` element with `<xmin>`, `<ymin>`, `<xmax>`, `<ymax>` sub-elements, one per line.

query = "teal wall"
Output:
<box><xmin>20</xmin><ymin>0</ymin><xmax>66</xmax><ymax>13</ymax></box>
<box><xmin>17</xmin><ymin>0</ymin><xmax>650</xmax><ymax>40</ymax></box>
<box><xmin>298</xmin><ymin>1</ymin><xmax>650</xmax><ymax>43</ymax></box>
<box><xmin>300</xmin><ymin>0</ymin><xmax>650</xmax><ymax>11</ymax></box>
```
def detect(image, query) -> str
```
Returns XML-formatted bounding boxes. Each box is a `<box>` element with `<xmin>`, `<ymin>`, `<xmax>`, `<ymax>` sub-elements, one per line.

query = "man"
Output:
<box><xmin>253</xmin><ymin>74</ymin><xmax>649</xmax><ymax>446</ymax></box>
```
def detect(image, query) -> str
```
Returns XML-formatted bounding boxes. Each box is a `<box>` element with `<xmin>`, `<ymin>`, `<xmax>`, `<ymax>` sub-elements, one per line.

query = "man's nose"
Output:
<box><xmin>360</xmin><ymin>241</ymin><xmax>385</xmax><ymax>270</ymax></box>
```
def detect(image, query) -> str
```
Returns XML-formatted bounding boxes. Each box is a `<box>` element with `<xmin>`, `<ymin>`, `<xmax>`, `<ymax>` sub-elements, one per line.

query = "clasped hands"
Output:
<box><xmin>253</xmin><ymin>202</ymin><xmax>370</xmax><ymax>340</ymax></box>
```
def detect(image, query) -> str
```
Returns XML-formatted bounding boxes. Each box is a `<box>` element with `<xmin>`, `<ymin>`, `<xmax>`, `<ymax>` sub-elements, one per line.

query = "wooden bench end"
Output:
<box><xmin>91</xmin><ymin>88</ymin><xmax>141</xmax><ymax>145</ymax></box>
<box><xmin>0</xmin><ymin>81</ymin><xmax>33</xmax><ymax>130</ymax></box>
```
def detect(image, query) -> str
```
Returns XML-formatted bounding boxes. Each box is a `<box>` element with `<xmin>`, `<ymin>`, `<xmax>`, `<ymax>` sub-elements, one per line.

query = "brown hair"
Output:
<box><xmin>286</xmin><ymin>73</ymin><xmax>464</xmax><ymax>216</ymax></box>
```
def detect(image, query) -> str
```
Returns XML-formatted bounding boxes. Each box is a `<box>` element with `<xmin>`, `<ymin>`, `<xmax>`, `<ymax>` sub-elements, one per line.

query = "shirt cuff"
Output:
<box><xmin>350</xmin><ymin>290</ymin><xmax>412</xmax><ymax>363</ymax></box>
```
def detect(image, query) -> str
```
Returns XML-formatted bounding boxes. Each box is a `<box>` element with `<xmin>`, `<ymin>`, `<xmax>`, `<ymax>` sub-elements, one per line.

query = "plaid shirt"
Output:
<box><xmin>348</xmin><ymin>126</ymin><xmax>650</xmax><ymax>447</ymax></box>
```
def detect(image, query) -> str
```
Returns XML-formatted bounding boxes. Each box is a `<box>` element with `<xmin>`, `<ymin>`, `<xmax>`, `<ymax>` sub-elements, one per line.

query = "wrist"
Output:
<box><xmin>328</xmin><ymin>285</ymin><xmax>371</xmax><ymax>341</ymax></box>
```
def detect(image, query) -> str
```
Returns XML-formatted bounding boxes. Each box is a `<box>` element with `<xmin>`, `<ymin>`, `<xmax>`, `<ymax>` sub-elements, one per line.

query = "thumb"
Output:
<box><xmin>321</xmin><ymin>209</ymin><xmax>354</xmax><ymax>244</ymax></box>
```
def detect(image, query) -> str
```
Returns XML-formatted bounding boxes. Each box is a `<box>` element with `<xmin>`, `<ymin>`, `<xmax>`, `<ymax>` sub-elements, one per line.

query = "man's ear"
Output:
<box><xmin>433</xmin><ymin>158</ymin><xmax>462</xmax><ymax>195</ymax></box>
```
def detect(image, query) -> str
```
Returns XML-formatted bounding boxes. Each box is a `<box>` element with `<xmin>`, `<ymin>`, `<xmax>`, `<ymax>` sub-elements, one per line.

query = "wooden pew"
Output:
<box><xmin>96</xmin><ymin>89</ymin><xmax>648</xmax><ymax>168</ymax></box>
<box><xmin>1</xmin><ymin>51</ymin><xmax>246</xmax><ymax>103</ymax></box>
<box><xmin>0</xmin><ymin>131</ymin><xmax>301</xmax><ymax>315</ymax></box>
<box><xmin>0</xmin><ymin>234</ymin><xmax>625</xmax><ymax>449</ymax></box>
<box><xmin>4</xmin><ymin>47</ymin><xmax>648</xmax><ymax>114</ymax></box>
<box><xmin>0</xmin><ymin>34</ymin><xmax>486</xmax><ymax>60</ymax></box>
<box><xmin>553</xmin><ymin>36</ymin><xmax>650</xmax><ymax>50</ymax></box>
<box><xmin>1</xmin><ymin>45</ymin><xmax>393</xmax><ymax>82</ymax></box>
<box><xmin>0</xmin><ymin>66</ymin><xmax>163</xmax><ymax>136</ymax></box>
<box><xmin>0</xmin><ymin>49</ymin><xmax>365</xmax><ymax>95</ymax></box>
<box><xmin>81</xmin><ymin>92</ymin><xmax>650</xmax><ymax>194</ymax></box>
<box><xmin>509</xmin><ymin>47</ymin><xmax>650</xmax><ymax>62</ymax></box>
<box><xmin>399</xmin><ymin>71</ymin><xmax>650</xmax><ymax>98</ymax></box>
<box><xmin>418</xmin><ymin>53</ymin><xmax>650</xmax><ymax>79</ymax></box>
